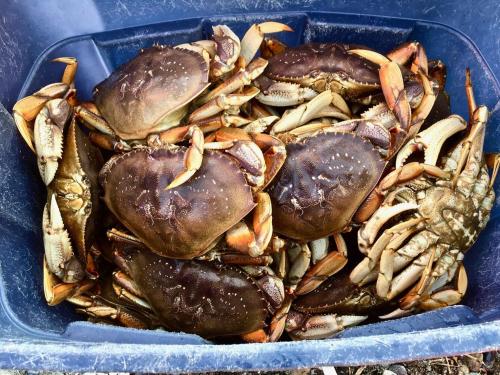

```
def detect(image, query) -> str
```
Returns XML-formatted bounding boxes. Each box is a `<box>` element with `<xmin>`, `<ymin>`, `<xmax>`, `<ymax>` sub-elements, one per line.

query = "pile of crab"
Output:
<box><xmin>13</xmin><ymin>21</ymin><xmax>499</xmax><ymax>342</ymax></box>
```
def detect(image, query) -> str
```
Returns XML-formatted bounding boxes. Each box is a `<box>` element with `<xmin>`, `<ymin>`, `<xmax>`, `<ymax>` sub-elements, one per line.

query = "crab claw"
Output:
<box><xmin>286</xmin><ymin>311</ymin><xmax>367</xmax><ymax>340</ymax></box>
<box><xmin>396</xmin><ymin>115</ymin><xmax>467</xmax><ymax>168</ymax></box>
<box><xmin>256</xmin><ymin>79</ymin><xmax>318</xmax><ymax>107</ymax></box>
<box><xmin>12</xmin><ymin>83</ymin><xmax>70</xmax><ymax>152</ymax></box>
<box><xmin>271</xmin><ymin>90</ymin><xmax>334</xmax><ymax>134</ymax></box>
<box><xmin>198</xmin><ymin>58</ymin><xmax>268</xmax><ymax>105</ymax></box>
<box><xmin>380</xmin><ymin>61</ymin><xmax>411</xmax><ymax>133</ymax></box>
<box><xmin>34</xmin><ymin>99</ymin><xmax>72</xmax><ymax>185</ymax></box>
<box><xmin>210</xmin><ymin>25</ymin><xmax>241</xmax><ymax>79</ymax></box>
<box><xmin>43</xmin><ymin>194</ymin><xmax>85</xmax><ymax>284</ymax></box>
<box><xmin>189</xmin><ymin>86</ymin><xmax>260</xmax><ymax>123</ymax></box>
<box><xmin>240</xmin><ymin>22</ymin><xmax>293</xmax><ymax>67</ymax></box>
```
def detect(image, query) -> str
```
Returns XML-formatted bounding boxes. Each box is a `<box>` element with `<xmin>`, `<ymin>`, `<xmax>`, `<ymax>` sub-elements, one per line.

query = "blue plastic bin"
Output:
<box><xmin>0</xmin><ymin>1</ymin><xmax>499</xmax><ymax>372</ymax></box>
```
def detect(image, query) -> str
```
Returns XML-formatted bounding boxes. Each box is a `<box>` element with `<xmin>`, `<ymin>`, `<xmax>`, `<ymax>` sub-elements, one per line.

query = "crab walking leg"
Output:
<box><xmin>241</xmin><ymin>299</ymin><xmax>291</xmax><ymax>343</ymax></box>
<box><xmin>239</xmin><ymin>22</ymin><xmax>293</xmax><ymax>67</ymax></box>
<box><xmin>199</xmin><ymin>58</ymin><xmax>268</xmax><ymax>105</ymax></box>
<box><xmin>351</xmin><ymin>216</ymin><xmax>423</xmax><ymax>285</ymax></box>
<box><xmin>189</xmin><ymin>86</ymin><xmax>260</xmax><ymax>123</ymax></box>
<box><xmin>43</xmin><ymin>258</ymin><xmax>94</xmax><ymax>306</ymax></box>
<box><xmin>75</xmin><ymin>105</ymin><xmax>116</xmax><ymax>136</ymax></box>
<box><xmin>52</xmin><ymin>57</ymin><xmax>78</xmax><ymax>86</ymax></box>
<box><xmin>226</xmin><ymin>192</ymin><xmax>273</xmax><ymax>257</ymax></box>
<box><xmin>89</xmin><ymin>132</ymin><xmax>132</xmax><ymax>152</ymax></box>
<box><xmin>69</xmin><ymin>295</ymin><xmax>151</xmax><ymax>329</ymax></box>
<box><xmin>294</xmin><ymin>233</ymin><xmax>349</xmax><ymax>295</ymax></box>
<box><xmin>408</xmin><ymin>71</ymin><xmax>437</xmax><ymax>137</ymax></box>
<box><xmin>399</xmin><ymin>247</ymin><xmax>462</xmax><ymax>310</ymax></box>
<box><xmin>43</xmin><ymin>194</ymin><xmax>85</xmax><ymax>283</ymax></box>
<box><xmin>418</xmin><ymin>264</ymin><xmax>468</xmax><ymax>311</ymax></box>
<box><xmin>270</xmin><ymin>90</ymin><xmax>334</xmax><ymax>134</ymax></box>
<box><xmin>34</xmin><ymin>99</ymin><xmax>72</xmax><ymax>185</ymax></box>
<box><xmin>166</xmin><ymin>126</ymin><xmax>205</xmax><ymax>189</ymax></box>
<box><xmin>386</xmin><ymin>42</ymin><xmax>429</xmax><ymax>75</ymax></box>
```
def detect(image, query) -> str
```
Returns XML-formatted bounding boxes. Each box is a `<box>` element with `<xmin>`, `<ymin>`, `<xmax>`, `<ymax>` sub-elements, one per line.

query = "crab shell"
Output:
<box><xmin>267</xmin><ymin>132</ymin><xmax>385</xmax><ymax>241</ymax></box>
<box><xmin>50</xmin><ymin>118</ymin><xmax>104</xmax><ymax>261</ymax></box>
<box><xmin>94</xmin><ymin>46</ymin><xmax>210</xmax><ymax>140</ymax></box>
<box><xmin>99</xmin><ymin>147</ymin><xmax>256</xmax><ymax>259</ymax></box>
<box><xmin>116</xmin><ymin>243</ymin><xmax>269</xmax><ymax>338</ymax></box>
<box><xmin>265</xmin><ymin>43</ymin><xmax>380</xmax><ymax>99</ymax></box>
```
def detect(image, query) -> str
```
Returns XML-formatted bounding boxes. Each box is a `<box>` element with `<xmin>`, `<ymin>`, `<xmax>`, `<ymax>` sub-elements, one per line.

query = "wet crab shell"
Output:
<box><xmin>99</xmin><ymin>147</ymin><xmax>256</xmax><ymax>259</ymax></box>
<box><xmin>50</xmin><ymin>118</ymin><xmax>104</xmax><ymax>261</ymax></box>
<box><xmin>94</xmin><ymin>46</ymin><xmax>210</xmax><ymax>140</ymax></box>
<box><xmin>267</xmin><ymin>132</ymin><xmax>385</xmax><ymax>241</ymax></box>
<box><xmin>117</xmin><ymin>244</ymin><xmax>269</xmax><ymax>338</ymax></box>
<box><xmin>265</xmin><ymin>43</ymin><xmax>380</xmax><ymax>98</ymax></box>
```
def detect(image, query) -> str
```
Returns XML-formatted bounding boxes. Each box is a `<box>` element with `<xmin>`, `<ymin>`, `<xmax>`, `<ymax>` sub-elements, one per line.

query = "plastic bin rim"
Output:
<box><xmin>17</xmin><ymin>10</ymin><xmax>500</xmax><ymax>102</ymax></box>
<box><xmin>0</xmin><ymin>321</ymin><xmax>498</xmax><ymax>372</ymax></box>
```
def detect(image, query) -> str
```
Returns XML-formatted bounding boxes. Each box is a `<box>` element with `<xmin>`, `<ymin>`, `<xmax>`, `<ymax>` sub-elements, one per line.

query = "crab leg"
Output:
<box><xmin>34</xmin><ymin>99</ymin><xmax>72</xmax><ymax>185</ymax></box>
<box><xmin>256</xmin><ymin>81</ymin><xmax>318</xmax><ymax>107</ymax></box>
<box><xmin>43</xmin><ymin>258</ymin><xmax>94</xmax><ymax>306</ymax></box>
<box><xmin>189</xmin><ymin>86</ymin><xmax>260</xmax><ymax>123</ymax></box>
<box><xmin>198</xmin><ymin>58</ymin><xmax>268</xmax><ymax>104</ymax></box>
<box><xmin>88</xmin><ymin>132</ymin><xmax>132</xmax><ymax>152</ymax></box>
<box><xmin>12</xmin><ymin>58</ymin><xmax>77</xmax><ymax>151</ymax></box>
<box><xmin>418</xmin><ymin>264</ymin><xmax>467</xmax><ymax>311</ymax></box>
<box><xmin>287</xmin><ymin>243</ymin><xmax>311</xmax><ymax>289</ymax></box>
<box><xmin>239</xmin><ymin>22</ymin><xmax>293</xmax><ymax>67</ymax></box>
<box><xmin>52</xmin><ymin>57</ymin><xmax>78</xmax><ymax>86</ymax></box>
<box><xmin>243</xmin><ymin>116</ymin><xmax>279</xmax><ymax>133</ymax></box>
<box><xmin>260</xmin><ymin>37</ymin><xmax>288</xmax><ymax>59</ymax></box>
<box><xmin>453</xmin><ymin>70</ymin><xmax>488</xmax><ymax>187</ymax></box>
<box><xmin>387</xmin><ymin>41</ymin><xmax>428</xmax><ymax>75</ymax></box>
<box><xmin>270</xmin><ymin>90</ymin><xmax>334</xmax><ymax>134</ymax></box>
<box><xmin>165</xmin><ymin>125</ymin><xmax>205</xmax><ymax>189</ymax></box>
<box><xmin>225</xmin><ymin>192</ymin><xmax>273</xmax><ymax>257</ymax></box>
<box><xmin>70</xmin><ymin>295</ymin><xmax>151</xmax><ymax>329</ymax></box>
<box><xmin>396</xmin><ymin>115</ymin><xmax>468</xmax><ymax>168</ymax></box>
<box><xmin>295</xmin><ymin>234</ymin><xmax>348</xmax><ymax>295</ymax></box>
<box><xmin>209</xmin><ymin>25</ymin><xmax>241</xmax><ymax>79</ymax></box>
<box><xmin>379</xmin><ymin>61</ymin><xmax>411</xmax><ymax>136</ymax></box>
<box><xmin>13</xmin><ymin>83</ymin><xmax>70</xmax><ymax>152</ymax></box>
<box><xmin>286</xmin><ymin>310</ymin><xmax>368</xmax><ymax>340</ymax></box>
<box><xmin>43</xmin><ymin>194</ymin><xmax>85</xmax><ymax>283</ymax></box>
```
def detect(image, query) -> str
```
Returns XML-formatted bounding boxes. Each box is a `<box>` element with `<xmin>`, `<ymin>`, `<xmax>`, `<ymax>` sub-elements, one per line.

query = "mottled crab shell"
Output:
<box><xmin>267</xmin><ymin>132</ymin><xmax>385</xmax><ymax>241</ymax></box>
<box><xmin>118</xmin><ymin>244</ymin><xmax>269</xmax><ymax>338</ymax></box>
<box><xmin>94</xmin><ymin>46</ymin><xmax>210</xmax><ymax>140</ymax></box>
<box><xmin>265</xmin><ymin>43</ymin><xmax>380</xmax><ymax>98</ymax></box>
<box><xmin>50</xmin><ymin>118</ymin><xmax>104</xmax><ymax>261</ymax></box>
<box><xmin>99</xmin><ymin>148</ymin><xmax>256</xmax><ymax>259</ymax></box>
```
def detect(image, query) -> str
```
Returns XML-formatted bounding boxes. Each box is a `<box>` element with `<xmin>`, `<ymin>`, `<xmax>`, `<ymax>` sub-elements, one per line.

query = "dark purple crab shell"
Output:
<box><xmin>267</xmin><ymin>131</ymin><xmax>385</xmax><ymax>241</ymax></box>
<box><xmin>265</xmin><ymin>43</ymin><xmax>381</xmax><ymax>98</ymax></box>
<box><xmin>117</xmin><ymin>244</ymin><xmax>269</xmax><ymax>338</ymax></box>
<box><xmin>99</xmin><ymin>147</ymin><xmax>256</xmax><ymax>259</ymax></box>
<box><xmin>94</xmin><ymin>46</ymin><xmax>209</xmax><ymax>140</ymax></box>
